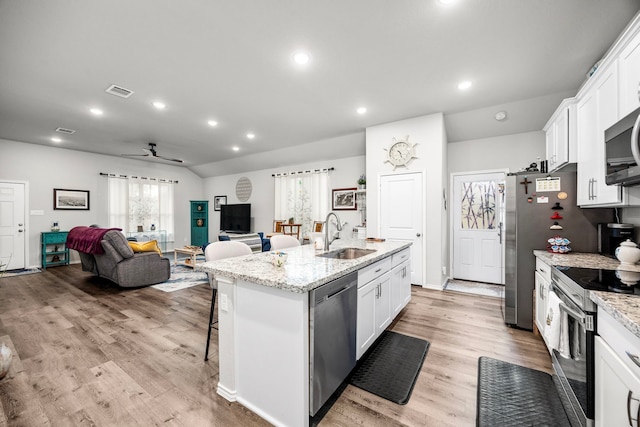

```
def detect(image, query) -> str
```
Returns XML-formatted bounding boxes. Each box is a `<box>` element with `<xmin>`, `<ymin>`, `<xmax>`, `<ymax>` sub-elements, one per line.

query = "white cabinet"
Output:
<box><xmin>595</xmin><ymin>308</ymin><xmax>640</xmax><ymax>426</ymax></box>
<box><xmin>356</xmin><ymin>270</ymin><xmax>391</xmax><ymax>359</ymax></box>
<box><xmin>577</xmin><ymin>63</ymin><xmax>623</xmax><ymax>206</ymax></box>
<box><xmin>534</xmin><ymin>257</ymin><xmax>551</xmax><ymax>352</ymax></box>
<box><xmin>619</xmin><ymin>29</ymin><xmax>640</xmax><ymax>117</ymax></box>
<box><xmin>544</xmin><ymin>98</ymin><xmax>576</xmax><ymax>172</ymax></box>
<box><xmin>390</xmin><ymin>248</ymin><xmax>411</xmax><ymax>317</ymax></box>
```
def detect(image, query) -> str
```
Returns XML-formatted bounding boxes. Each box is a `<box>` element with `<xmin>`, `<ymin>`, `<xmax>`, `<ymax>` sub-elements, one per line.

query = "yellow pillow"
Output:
<box><xmin>128</xmin><ymin>240</ymin><xmax>162</xmax><ymax>255</ymax></box>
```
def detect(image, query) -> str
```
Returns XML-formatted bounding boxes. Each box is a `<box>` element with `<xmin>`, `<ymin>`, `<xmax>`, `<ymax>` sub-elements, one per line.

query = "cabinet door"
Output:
<box><xmin>545</xmin><ymin>122</ymin><xmax>557</xmax><ymax>171</ymax></box>
<box><xmin>390</xmin><ymin>262</ymin><xmax>408</xmax><ymax>317</ymax></box>
<box><xmin>577</xmin><ymin>90</ymin><xmax>598</xmax><ymax>205</ymax></box>
<box><xmin>595</xmin><ymin>336</ymin><xmax>640</xmax><ymax>427</ymax></box>
<box><xmin>534</xmin><ymin>271</ymin><xmax>547</xmax><ymax>338</ymax></box>
<box><xmin>375</xmin><ymin>273</ymin><xmax>392</xmax><ymax>333</ymax></box>
<box><xmin>356</xmin><ymin>280</ymin><xmax>377</xmax><ymax>360</ymax></box>
<box><xmin>555</xmin><ymin>107</ymin><xmax>570</xmax><ymax>167</ymax></box>
<box><xmin>620</xmin><ymin>30</ymin><xmax>640</xmax><ymax>117</ymax></box>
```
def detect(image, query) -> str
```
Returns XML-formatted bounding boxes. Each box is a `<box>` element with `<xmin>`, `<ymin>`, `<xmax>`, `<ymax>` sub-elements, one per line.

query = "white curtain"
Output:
<box><xmin>274</xmin><ymin>171</ymin><xmax>330</xmax><ymax>238</ymax></box>
<box><xmin>107</xmin><ymin>176</ymin><xmax>175</xmax><ymax>241</ymax></box>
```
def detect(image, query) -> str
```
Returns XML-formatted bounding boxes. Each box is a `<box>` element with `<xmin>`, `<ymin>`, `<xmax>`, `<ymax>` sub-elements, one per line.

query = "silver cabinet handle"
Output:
<box><xmin>18</xmin><ymin>223</ymin><xmax>23</xmax><ymax>226</ymax></box>
<box><xmin>637</xmin><ymin>81</ymin><xmax>640</xmax><ymax>103</ymax></box>
<box><xmin>416</xmin><ymin>233</ymin><xmax>421</xmax><ymax>237</ymax></box>
<box><xmin>626</xmin><ymin>351</ymin><xmax>640</xmax><ymax>369</ymax></box>
<box><xmin>18</xmin><ymin>229</ymin><xmax>23</xmax><ymax>233</ymax></box>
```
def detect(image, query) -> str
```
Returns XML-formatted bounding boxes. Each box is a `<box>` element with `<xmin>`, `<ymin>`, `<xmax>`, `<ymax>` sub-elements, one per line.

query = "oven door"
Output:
<box><xmin>549</xmin><ymin>282</ymin><xmax>595</xmax><ymax>426</ymax></box>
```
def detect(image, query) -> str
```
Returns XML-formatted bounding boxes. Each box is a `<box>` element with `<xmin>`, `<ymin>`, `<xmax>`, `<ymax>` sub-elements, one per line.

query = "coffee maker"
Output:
<box><xmin>598</xmin><ymin>223</ymin><xmax>636</xmax><ymax>257</ymax></box>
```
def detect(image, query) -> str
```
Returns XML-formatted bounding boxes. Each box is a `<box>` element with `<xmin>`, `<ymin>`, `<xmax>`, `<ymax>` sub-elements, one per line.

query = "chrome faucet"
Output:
<box><xmin>323</xmin><ymin>212</ymin><xmax>343</xmax><ymax>251</ymax></box>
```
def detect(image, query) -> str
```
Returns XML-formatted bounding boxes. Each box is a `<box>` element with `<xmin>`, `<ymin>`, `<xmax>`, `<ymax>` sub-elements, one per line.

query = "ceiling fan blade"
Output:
<box><xmin>155</xmin><ymin>155</ymin><xmax>184</xmax><ymax>163</ymax></box>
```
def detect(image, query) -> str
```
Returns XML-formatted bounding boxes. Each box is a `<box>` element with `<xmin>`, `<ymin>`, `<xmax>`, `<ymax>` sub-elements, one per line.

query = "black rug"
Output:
<box><xmin>476</xmin><ymin>357</ymin><xmax>571</xmax><ymax>426</ymax></box>
<box><xmin>349</xmin><ymin>330</ymin><xmax>430</xmax><ymax>405</ymax></box>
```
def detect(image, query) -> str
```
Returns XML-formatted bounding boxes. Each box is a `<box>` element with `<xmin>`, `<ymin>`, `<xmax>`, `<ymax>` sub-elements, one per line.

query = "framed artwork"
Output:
<box><xmin>332</xmin><ymin>188</ymin><xmax>357</xmax><ymax>210</ymax></box>
<box><xmin>53</xmin><ymin>189</ymin><xmax>90</xmax><ymax>210</ymax></box>
<box><xmin>214</xmin><ymin>195</ymin><xmax>227</xmax><ymax>211</ymax></box>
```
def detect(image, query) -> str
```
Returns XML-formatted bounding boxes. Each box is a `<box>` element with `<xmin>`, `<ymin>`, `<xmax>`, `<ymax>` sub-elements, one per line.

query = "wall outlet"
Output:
<box><xmin>442</xmin><ymin>266</ymin><xmax>447</xmax><ymax>275</ymax></box>
<box><xmin>220</xmin><ymin>293</ymin><xmax>228</xmax><ymax>312</ymax></box>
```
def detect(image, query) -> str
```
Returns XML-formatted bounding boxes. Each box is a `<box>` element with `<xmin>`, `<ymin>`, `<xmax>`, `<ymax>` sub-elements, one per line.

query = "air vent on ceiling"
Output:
<box><xmin>55</xmin><ymin>127</ymin><xmax>76</xmax><ymax>134</ymax></box>
<box><xmin>105</xmin><ymin>84</ymin><xmax>134</xmax><ymax>98</ymax></box>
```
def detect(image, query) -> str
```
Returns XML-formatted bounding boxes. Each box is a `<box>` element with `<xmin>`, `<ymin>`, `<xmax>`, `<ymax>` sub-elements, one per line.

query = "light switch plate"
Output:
<box><xmin>220</xmin><ymin>293</ymin><xmax>228</xmax><ymax>312</ymax></box>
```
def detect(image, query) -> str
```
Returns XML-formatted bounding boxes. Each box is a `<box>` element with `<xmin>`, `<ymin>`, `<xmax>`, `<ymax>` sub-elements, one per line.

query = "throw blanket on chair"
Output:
<box><xmin>66</xmin><ymin>226</ymin><xmax>122</xmax><ymax>254</ymax></box>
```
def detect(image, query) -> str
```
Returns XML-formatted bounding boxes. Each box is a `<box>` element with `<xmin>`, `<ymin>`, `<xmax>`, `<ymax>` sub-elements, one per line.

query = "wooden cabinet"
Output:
<box><xmin>577</xmin><ymin>63</ymin><xmax>623</xmax><ymax>206</ymax></box>
<box><xmin>190</xmin><ymin>200</ymin><xmax>208</xmax><ymax>247</ymax></box>
<box><xmin>357</xmin><ymin>256</ymin><xmax>395</xmax><ymax>360</ymax></box>
<box><xmin>544</xmin><ymin>98</ymin><xmax>576</xmax><ymax>172</ymax></box>
<box><xmin>595</xmin><ymin>308</ymin><xmax>640</xmax><ymax>426</ymax></box>
<box><xmin>391</xmin><ymin>248</ymin><xmax>411</xmax><ymax>317</ymax></box>
<box><xmin>41</xmin><ymin>231</ymin><xmax>69</xmax><ymax>269</ymax></box>
<box><xmin>619</xmin><ymin>28</ymin><xmax>640</xmax><ymax>118</ymax></box>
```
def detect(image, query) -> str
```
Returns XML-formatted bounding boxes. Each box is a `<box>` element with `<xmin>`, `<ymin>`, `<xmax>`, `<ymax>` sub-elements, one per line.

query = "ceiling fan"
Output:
<box><xmin>121</xmin><ymin>143</ymin><xmax>184</xmax><ymax>163</ymax></box>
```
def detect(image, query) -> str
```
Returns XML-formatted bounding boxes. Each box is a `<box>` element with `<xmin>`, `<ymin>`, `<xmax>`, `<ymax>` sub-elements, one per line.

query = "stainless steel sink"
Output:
<box><xmin>316</xmin><ymin>247</ymin><xmax>376</xmax><ymax>260</ymax></box>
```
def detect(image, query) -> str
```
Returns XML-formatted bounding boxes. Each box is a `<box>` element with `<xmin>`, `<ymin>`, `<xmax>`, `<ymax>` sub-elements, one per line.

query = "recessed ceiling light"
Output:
<box><xmin>51</xmin><ymin>137</ymin><xmax>62</xmax><ymax>143</ymax></box>
<box><xmin>152</xmin><ymin>101</ymin><xmax>166</xmax><ymax>109</ymax></box>
<box><xmin>457</xmin><ymin>80</ymin><xmax>472</xmax><ymax>90</ymax></box>
<box><xmin>89</xmin><ymin>108</ymin><xmax>103</xmax><ymax>116</ymax></box>
<box><xmin>357</xmin><ymin>107</ymin><xmax>367</xmax><ymax>115</ymax></box>
<box><xmin>246</xmin><ymin>133</ymin><xmax>255</xmax><ymax>139</ymax></box>
<box><xmin>207</xmin><ymin>120</ymin><xmax>218</xmax><ymax>127</ymax></box>
<box><xmin>438</xmin><ymin>0</ymin><xmax>456</xmax><ymax>5</ymax></box>
<box><xmin>232</xmin><ymin>146</ymin><xmax>240</xmax><ymax>151</ymax></box>
<box><xmin>495</xmin><ymin>111</ymin><xmax>508</xmax><ymax>121</ymax></box>
<box><xmin>292</xmin><ymin>51</ymin><xmax>311</xmax><ymax>65</ymax></box>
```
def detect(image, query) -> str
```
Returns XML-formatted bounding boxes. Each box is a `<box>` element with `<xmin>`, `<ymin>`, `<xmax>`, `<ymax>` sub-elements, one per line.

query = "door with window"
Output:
<box><xmin>0</xmin><ymin>182</ymin><xmax>26</xmax><ymax>270</ymax></box>
<box><xmin>452</xmin><ymin>172</ymin><xmax>504</xmax><ymax>284</ymax></box>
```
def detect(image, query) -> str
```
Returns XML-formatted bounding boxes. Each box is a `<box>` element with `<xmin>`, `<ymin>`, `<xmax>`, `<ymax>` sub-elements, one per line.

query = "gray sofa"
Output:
<box><xmin>78</xmin><ymin>230</ymin><xmax>170</xmax><ymax>287</ymax></box>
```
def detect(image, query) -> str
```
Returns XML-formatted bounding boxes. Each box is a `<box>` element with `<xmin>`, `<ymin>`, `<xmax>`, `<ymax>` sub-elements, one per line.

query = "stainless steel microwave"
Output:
<box><xmin>605</xmin><ymin>105</ymin><xmax>640</xmax><ymax>186</ymax></box>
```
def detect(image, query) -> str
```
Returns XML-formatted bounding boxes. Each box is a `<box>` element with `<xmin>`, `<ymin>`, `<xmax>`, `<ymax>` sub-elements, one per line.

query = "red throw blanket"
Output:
<box><xmin>66</xmin><ymin>226</ymin><xmax>122</xmax><ymax>254</ymax></box>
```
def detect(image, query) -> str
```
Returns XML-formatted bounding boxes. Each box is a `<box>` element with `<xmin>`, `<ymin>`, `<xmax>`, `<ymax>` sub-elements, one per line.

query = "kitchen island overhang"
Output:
<box><xmin>196</xmin><ymin>239</ymin><xmax>412</xmax><ymax>427</ymax></box>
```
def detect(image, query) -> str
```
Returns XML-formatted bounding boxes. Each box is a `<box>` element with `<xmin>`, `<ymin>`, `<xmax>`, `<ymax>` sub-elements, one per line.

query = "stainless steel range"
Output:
<box><xmin>550</xmin><ymin>265</ymin><xmax>640</xmax><ymax>427</ymax></box>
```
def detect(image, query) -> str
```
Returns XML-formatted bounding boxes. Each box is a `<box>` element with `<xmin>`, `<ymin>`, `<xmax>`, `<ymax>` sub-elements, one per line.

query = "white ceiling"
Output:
<box><xmin>1</xmin><ymin>1</ymin><xmax>639</xmax><ymax>177</ymax></box>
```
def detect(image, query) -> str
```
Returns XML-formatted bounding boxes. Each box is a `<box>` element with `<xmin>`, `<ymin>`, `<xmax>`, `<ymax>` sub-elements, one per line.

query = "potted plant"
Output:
<box><xmin>358</xmin><ymin>174</ymin><xmax>366</xmax><ymax>189</ymax></box>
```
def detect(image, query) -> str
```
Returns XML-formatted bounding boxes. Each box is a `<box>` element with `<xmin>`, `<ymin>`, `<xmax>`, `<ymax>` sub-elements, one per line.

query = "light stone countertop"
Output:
<box><xmin>534</xmin><ymin>250</ymin><xmax>640</xmax><ymax>339</ymax></box>
<box><xmin>195</xmin><ymin>239</ymin><xmax>411</xmax><ymax>294</ymax></box>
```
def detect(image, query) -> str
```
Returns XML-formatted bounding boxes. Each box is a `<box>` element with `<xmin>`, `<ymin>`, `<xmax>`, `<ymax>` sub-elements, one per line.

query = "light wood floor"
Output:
<box><xmin>0</xmin><ymin>265</ymin><xmax>551</xmax><ymax>426</ymax></box>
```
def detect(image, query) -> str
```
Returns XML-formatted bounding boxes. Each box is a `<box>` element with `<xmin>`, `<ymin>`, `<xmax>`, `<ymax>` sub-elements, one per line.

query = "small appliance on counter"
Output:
<box><xmin>598</xmin><ymin>223</ymin><xmax>636</xmax><ymax>257</ymax></box>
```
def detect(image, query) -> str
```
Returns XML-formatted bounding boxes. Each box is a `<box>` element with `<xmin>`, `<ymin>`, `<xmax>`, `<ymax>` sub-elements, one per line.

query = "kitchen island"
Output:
<box><xmin>196</xmin><ymin>239</ymin><xmax>411</xmax><ymax>427</ymax></box>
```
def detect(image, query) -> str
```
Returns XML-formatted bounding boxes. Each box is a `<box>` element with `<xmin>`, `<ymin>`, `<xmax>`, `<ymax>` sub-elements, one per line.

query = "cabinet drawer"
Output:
<box><xmin>358</xmin><ymin>257</ymin><xmax>392</xmax><ymax>288</ymax></box>
<box><xmin>391</xmin><ymin>248</ymin><xmax>410</xmax><ymax>268</ymax></box>
<box><xmin>598</xmin><ymin>308</ymin><xmax>640</xmax><ymax>378</ymax></box>
<box><xmin>42</xmin><ymin>232</ymin><xmax>68</xmax><ymax>244</ymax></box>
<box><xmin>535</xmin><ymin>257</ymin><xmax>552</xmax><ymax>283</ymax></box>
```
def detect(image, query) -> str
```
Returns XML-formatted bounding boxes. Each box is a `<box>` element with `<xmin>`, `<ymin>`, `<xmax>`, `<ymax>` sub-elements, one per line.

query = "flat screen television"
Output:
<box><xmin>220</xmin><ymin>203</ymin><xmax>251</xmax><ymax>233</ymax></box>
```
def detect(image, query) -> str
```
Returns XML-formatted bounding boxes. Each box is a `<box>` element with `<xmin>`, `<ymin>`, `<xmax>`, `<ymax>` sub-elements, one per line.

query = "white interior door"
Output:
<box><xmin>379</xmin><ymin>172</ymin><xmax>423</xmax><ymax>286</ymax></box>
<box><xmin>0</xmin><ymin>182</ymin><xmax>26</xmax><ymax>270</ymax></box>
<box><xmin>452</xmin><ymin>172</ymin><xmax>504</xmax><ymax>284</ymax></box>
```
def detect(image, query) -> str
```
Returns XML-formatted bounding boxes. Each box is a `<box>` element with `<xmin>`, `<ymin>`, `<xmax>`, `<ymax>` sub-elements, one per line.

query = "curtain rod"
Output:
<box><xmin>99</xmin><ymin>172</ymin><xmax>179</xmax><ymax>184</ymax></box>
<box><xmin>271</xmin><ymin>167</ymin><xmax>334</xmax><ymax>177</ymax></box>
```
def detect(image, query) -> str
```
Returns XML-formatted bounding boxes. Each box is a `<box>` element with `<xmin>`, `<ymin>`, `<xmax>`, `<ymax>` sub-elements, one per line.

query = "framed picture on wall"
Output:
<box><xmin>214</xmin><ymin>195</ymin><xmax>227</xmax><ymax>211</ymax></box>
<box><xmin>332</xmin><ymin>188</ymin><xmax>357</xmax><ymax>210</ymax></box>
<box><xmin>53</xmin><ymin>189</ymin><xmax>90</xmax><ymax>210</ymax></box>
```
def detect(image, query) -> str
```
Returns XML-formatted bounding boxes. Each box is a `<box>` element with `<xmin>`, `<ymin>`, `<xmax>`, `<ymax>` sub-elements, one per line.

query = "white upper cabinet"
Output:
<box><xmin>544</xmin><ymin>98</ymin><xmax>576</xmax><ymax>172</ymax></box>
<box><xmin>619</xmin><ymin>27</ymin><xmax>640</xmax><ymax>117</ymax></box>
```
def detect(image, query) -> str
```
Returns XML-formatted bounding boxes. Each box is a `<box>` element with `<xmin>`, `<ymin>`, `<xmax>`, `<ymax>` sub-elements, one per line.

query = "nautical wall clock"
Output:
<box><xmin>384</xmin><ymin>136</ymin><xmax>418</xmax><ymax>170</ymax></box>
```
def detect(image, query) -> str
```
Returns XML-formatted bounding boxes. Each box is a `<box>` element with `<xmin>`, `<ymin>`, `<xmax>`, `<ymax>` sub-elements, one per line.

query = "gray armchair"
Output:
<box><xmin>78</xmin><ymin>230</ymin><xmax>170</xmax><ymax>287</ymax></box>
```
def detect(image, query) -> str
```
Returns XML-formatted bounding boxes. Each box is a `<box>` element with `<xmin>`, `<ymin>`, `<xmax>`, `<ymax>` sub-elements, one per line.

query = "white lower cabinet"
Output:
<box><xmin>595</xmin><ymin>336</ymin><xmax>640</xmax><ymax>426</ymax></box>
<box><xmin>391</xmin><ymin>260</ymin><xmax>411</xmax><ymax>317</ymax></box>
<box><xmin>356</xmin><ymin>271</ymin><xmax>391</xmax><ymax>359</ymax></box>
<box><xmin>534</xmin><ymin>271</ymin><xmax>548</xmax><ymax>337</ymax></box>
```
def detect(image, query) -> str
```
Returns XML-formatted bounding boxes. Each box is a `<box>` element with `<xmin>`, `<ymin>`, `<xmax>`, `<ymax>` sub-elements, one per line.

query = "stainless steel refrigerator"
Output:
<box><xmin>503</xmin><ymin>171</ymin><xmax>613</xmax><ymax>329</ymax></box>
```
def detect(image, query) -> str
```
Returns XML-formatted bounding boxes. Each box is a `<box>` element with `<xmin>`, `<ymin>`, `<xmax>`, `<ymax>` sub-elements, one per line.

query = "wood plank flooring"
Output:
<box><xmin>0</xmin><ymin>265</ymin><xmax>551</xmax><ymax>426</ymax></box>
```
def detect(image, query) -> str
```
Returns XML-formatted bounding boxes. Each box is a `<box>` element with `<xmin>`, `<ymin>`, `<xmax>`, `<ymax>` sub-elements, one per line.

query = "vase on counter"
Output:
<box><xmin>615</xmin><ymin>239</ymin><xmax>640</xmax><ymax>265</ymax></box>
<box><xmin>0</xmin><ymin>342</ymin><xmax>12</xmax><ymax>380</ymax></box>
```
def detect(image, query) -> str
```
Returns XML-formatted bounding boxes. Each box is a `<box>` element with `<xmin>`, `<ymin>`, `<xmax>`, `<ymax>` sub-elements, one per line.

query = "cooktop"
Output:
<box><xmin>555</xmin><ymin>266</ymin><xmax>640</xmax><ymax>295</ymax></box>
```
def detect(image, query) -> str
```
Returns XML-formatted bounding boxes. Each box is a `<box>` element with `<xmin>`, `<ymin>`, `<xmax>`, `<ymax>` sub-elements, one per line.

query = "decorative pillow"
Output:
<box><xmin>128</xmin><ymin>240</ymin><xmax>162</xmax><ymax>255</ymax></box>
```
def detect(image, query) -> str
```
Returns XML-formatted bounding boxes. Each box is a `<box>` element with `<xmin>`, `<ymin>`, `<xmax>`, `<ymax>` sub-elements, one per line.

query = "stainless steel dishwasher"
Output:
<box><xmin>309</xmin><ymin>271</ymin><xmax>358</xmax><ymax>415</ymax></box>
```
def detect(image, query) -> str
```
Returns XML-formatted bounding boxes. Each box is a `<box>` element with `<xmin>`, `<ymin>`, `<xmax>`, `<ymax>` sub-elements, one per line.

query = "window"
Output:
<box><xmin>107</xmin><ymin>176</ymin><xmax>175</xmax><ymax>240</ymax></box>
<box><xmin>274</xmin><ymin>170</ymin><xmax>330</xmax><ymax>238</ymax></box>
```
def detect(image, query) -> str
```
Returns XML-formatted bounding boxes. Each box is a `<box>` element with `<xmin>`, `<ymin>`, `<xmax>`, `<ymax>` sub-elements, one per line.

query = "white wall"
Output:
<box><xmin>365</xmin><ymin>113</ymin><xmax>447</xmax><ymax>289</ymax></box>
<box><xmin>448</xmin><ymin>130</ymin><xmax>546</xmax><ymax>174</ymax></box>
<box><xmin>202</xmin><ymin>155</ymin><xmax>366</xmax><ymax>241</ymax></box>
<box><xmin>0</xmin><ymin>139</ymin><xmax>204</xmax><ymax>268</ymax></box>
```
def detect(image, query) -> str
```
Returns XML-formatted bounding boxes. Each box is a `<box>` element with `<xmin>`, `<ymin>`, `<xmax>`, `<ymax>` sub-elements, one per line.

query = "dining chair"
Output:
<box><xmin>269</xmin><ymin>234</ymin><xmax>301</xmax><ymax>250</ymax></box>
<box><xmin>312</xmin><ymin>221</ymin><xmax>325</xmax><ymax>232</ymax></box>
<box><xmin>280</xmin><ymin>223</ymin><xmax>301</xmax><ymax>239</ymax></box>
<box><xmin>273</xmin><ymin>220</ymin><xmax>285</xmax><ymax>233</ymax></box>
<box><xmin>204</xmin><ymin>241</ymin><xmax>252</xmax><ymax>361</ymax></box>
